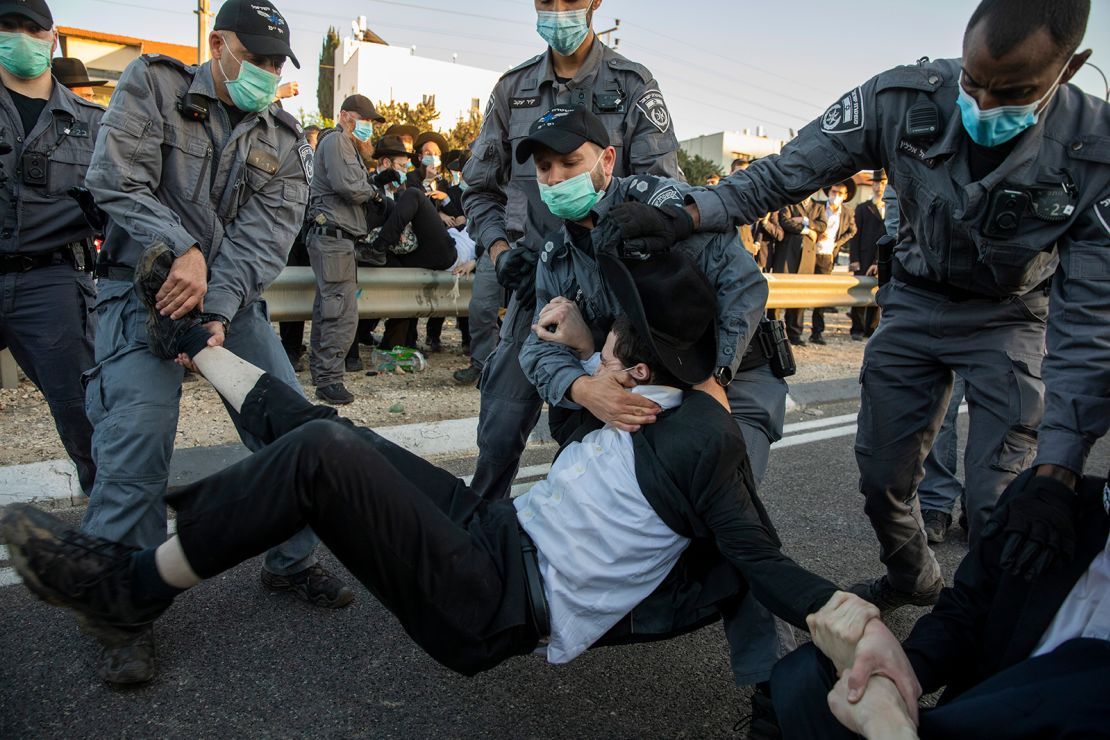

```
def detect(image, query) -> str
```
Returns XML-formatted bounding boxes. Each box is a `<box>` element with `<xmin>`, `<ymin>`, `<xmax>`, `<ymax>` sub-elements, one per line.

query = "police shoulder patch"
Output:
<box><xmin>297</xmin><ymin>141</ymin><xmax>314</xmax><ymax>181</ymax></box>
<box><xmin>821</xmin><ymin>87</ymin><xmax>865</xmax><ymax>135</ymax></box>
<box><xmin>635</xmin><ymin>90</ymin><xmax>671</xmax><ymax>135</ymax></box>
<box><xmin>647</xmin><ymin>183</ymin><xmax>682</xmax><ymax>209</ymax></box>
<box><xmin>1094</xmin><ymin>194</ymin><xmax>1110</xmax><ymax>238</ymax></box>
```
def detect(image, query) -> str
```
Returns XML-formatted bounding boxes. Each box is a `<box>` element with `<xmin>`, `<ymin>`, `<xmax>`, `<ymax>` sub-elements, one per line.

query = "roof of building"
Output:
<box><xmin>58</xmin><ymin>26</ymin><xmax>198</xmax><ymax>64</ymax></box>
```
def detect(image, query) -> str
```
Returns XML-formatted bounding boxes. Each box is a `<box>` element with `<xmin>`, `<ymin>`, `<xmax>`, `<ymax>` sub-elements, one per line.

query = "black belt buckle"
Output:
<box><xmin>0</xmin><ymin>254</ymin><xmax>40</xmax><ymax>273</ymax></box>
<box><xmin>518</xmin><ymin>529</ymin><xmax>550</xmax><ymax>639</ymax></box>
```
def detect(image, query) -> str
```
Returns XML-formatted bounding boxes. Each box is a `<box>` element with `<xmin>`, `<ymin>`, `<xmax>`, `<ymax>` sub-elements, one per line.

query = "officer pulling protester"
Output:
<box><xmin>81</xmin><ymin>0</ymin><xmax>353</xmax><ymax>685</ymax></box>
<box><xmin>462</xmin><ymin>0</ymin><xmax>683</xmax><ymax>501</ymax></box>
<box><xmin>305</xmin><ymin>94</ymin><xmax>387</xmax><ymax>405</ymax></box>
<box><xmin>0</xmin><ymin>0</ymin><xmax>102</xmax><ymax>496</ymax></box>
<box><xmin>605</xmin><ymin>0</ymin><xmax>1110</xmax><ymax>612</ymax></box>
<box><xmin>516</xmin><ymin>106</ymin><xmax>792</xmax><ymax>487</ymax></box>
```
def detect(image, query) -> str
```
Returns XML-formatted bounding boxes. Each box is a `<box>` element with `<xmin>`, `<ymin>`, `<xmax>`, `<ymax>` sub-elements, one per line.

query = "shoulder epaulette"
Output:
<box><xmin>272</xmin><ymin>107</ymin><xmax>304</xmax><ymax>137</ymax></box>
<box><xmin>606</xmin><ymin>54</ymin><xmax>652</xmax><ymax>84</ymax></box>
<box><xmin>499</xmin><ymin>53</ymin><xmax>544</xmax><ymax>81</ymax></box>
<box><xmin>141</xmin><ymin>53</ymin><xmax>196</xmax><ymax>76</ymax></box>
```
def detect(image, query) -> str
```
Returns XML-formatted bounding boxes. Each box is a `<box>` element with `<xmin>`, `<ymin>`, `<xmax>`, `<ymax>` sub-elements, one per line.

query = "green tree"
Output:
<box><xmin>317</xmin><ymin>27</ymin><xmax>339</xmax><ymax>120</ymax></box>
<box><xmin>446</xmin><ymin>108</ymin><xmax>483</xmax><ymax>151</ymax></box>
<box><xmin>677</xmin><ymin>149</ymin><xmax>723</xmax><ymax>185</ymax></box>
<box><xmin>375</xmin><ymin>97</ymin><xmax>440</xmax><ymax>134</ymax></box>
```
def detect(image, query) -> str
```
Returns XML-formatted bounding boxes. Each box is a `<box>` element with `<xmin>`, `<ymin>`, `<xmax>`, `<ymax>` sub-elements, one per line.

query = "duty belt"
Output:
<box><xmin>310</xmin><ymin>225</ymin><xmax>359</xmax><ymax>241</ymax></box>
<box><xmin>518</xmin><ymin>528</ymin><xmax>551</xmax><ymax>639</ymax></box>
<box><xmin>0</xmin><ymin>242</ymin><xmax>92</xmax><ymax>274</ymax></box>
<box><xmin>893</xmin><ymin>262</ymin><xmax>1050</xmax><ymax>303</ymax></box>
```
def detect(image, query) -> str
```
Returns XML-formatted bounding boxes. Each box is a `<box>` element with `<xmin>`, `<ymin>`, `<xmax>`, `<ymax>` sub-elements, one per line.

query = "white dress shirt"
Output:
<box><xmin>1032</xmin><ymin>528</ymin><xmax>1110</xmax><ymax>657</ymax></box>
<box><xmin>816</xmin><ymin>204</ymin><xmax>840</xmax><ymax>256</ymax></box>
<box><xmin>513</xmin><ymin>384</ymin><xmax>690</xmax><ymax>664</ymax></box>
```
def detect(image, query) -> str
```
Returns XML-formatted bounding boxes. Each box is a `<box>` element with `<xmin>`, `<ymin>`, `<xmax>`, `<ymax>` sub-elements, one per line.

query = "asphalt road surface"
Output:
<box><xmin>2</xmin><ymin>400</ymin><xmax>1107</xmax><ymax>738</ymax></box>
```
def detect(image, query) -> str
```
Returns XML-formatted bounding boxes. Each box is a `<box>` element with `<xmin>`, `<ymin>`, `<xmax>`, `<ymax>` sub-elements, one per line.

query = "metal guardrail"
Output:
<box><xmin>0</xmin><ymin>270</ymin><xmax>878</xmax><ymax>389</ymax></box>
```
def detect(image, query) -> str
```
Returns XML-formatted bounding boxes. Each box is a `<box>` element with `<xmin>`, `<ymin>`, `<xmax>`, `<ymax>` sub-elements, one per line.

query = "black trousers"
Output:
<box><xmin>770</xmin><ymin>639</ymin><xmax>1110</xmax><ymax>739</ymax></box>
<box><xmin>167</xmin><ymin>374</ymin><xmax>539</xmax><ymax>676</ymax></box>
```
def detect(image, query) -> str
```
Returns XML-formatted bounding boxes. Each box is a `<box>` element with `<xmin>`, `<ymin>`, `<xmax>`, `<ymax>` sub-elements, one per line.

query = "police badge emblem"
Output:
<box><xmin>636</xmin><ymin>90</ymin><xmax>671</xmax><ymax>134</ymax></box>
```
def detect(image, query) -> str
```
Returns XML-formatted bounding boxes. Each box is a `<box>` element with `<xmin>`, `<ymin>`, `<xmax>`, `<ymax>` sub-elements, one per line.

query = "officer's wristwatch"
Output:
<box><xmin>198</xmin><ymin>312</ymin><xmax>230</xmax><ymax>334</ymax></box>
<box><xmin>714</xmin><ymin>366</ymin><xmax>733</xmax><ymax>387</ymax></box>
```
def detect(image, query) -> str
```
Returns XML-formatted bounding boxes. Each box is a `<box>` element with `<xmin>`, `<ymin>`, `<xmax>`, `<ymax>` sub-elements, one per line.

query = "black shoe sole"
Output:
<box><xmin>260</xmin><ymin>571</ymin><xmax>354</xmax><ymax>609</ymax></box>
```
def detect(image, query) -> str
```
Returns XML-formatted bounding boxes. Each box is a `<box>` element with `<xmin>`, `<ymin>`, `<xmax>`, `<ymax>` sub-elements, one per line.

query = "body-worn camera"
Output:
<box><xmin>21</xmin><ymin>150</ymin><xmax>48</xmax><ymax>187</ymax></box>
<box><xmin>982</xmin><ymin>189</ymin><xmax>1030</xmax><ymax>239</ymax></box>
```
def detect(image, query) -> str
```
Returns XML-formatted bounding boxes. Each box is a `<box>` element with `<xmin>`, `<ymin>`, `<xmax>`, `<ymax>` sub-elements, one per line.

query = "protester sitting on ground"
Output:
<box><xmin>2</xmin><ymin>245</ymin><xmax>889</xmax><ymax>714</ymax></box>
<box><xmin>365</xmin><ymin>135</ymin><xmax>458</xmax><ymax>350</ymax></box>
<box><xmin>769</xmin><ymin>465</ymin><xmax>1110</xmax><ymax>739</ymax></box>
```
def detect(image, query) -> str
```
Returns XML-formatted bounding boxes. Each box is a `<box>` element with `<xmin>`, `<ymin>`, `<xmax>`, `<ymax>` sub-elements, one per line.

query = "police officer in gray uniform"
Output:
<box><xmin>82</xmin><ymin>0</ymin><xmax>352</xmax><ymax>684</ymax></box>
<box><xmin>306</xmin><ymin>94</ymin><xmax>384</xmax><ymax>405</ymax></box>
<box><xmin>607</xmin><ymin>0</ymin><xmax>1109</xmax><ymax>612</ymax></box>
<box><xmin>462</xmin><ymin>0</ymin><xmax>682</xmax><ymax>500</ymax></box>
<box><xmin>0</xmin><ymin>0</ymin><xmax>100</xmax><ymax>495</ymax></box>
<box><xmin>515</xmin><ymin>106</ymin><xmax>788</xmax><ymax>486</ymax></box>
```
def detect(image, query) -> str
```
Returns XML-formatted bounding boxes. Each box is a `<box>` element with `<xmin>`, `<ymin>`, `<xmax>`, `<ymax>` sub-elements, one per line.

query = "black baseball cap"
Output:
<box><xmin>0</xmin><ymin>0</ymin><xmax>52</xmax><ymax>28</ymax></box>
<box><xmin>340</xmin><ymin>94</ymin><xmax>385</xmax><ymax>122</ymax></box>
<box><xmin>515</xmin><ymin>105</ymin><xmax>610</xmax><ymax>165</ymax></box>
<box><xmin>213</xmin><ymin>0</ymin><xmax>300</xmax><ymax>69</ymax></box>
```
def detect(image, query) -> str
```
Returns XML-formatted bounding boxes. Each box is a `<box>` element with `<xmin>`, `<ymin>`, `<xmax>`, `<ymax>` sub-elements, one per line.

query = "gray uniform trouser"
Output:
<box><xmin>919</xmin><ymin>376</ymin><xmax>966</xmax><ymax>515</ymax></box>
<box><xmin>467</xmin><ymin>250</ymin><xmax>501</xmax><ymax>372</ymax></box>
<box><xmin>307</xmin><ymin>232</ymin><xmax>358</xmax><ymax>388</ymax></box>
<box><xmin>856</xmin><ymin>279</ymin><xmax>1046</xmax><ymax>593</ymax></box>
<box><xmin>82</xmin><ymin>280</ymin><xmax>318</xmax><ymax>575</ymax></box>
<box><xmin>0</xmin><ymin>264</ymin><xmax>97</xmax><ymax>494</ymax></box>
<box><xmin>474</xmin><ymin>292</ymin><xmax>789</xmax><ymax>495</ymax></box>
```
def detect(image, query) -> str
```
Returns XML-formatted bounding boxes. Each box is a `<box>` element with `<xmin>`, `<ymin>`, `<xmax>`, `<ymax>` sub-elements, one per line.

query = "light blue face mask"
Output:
<box><xmin>422</xmin><ymin>154</ymin><xmax>441</xmax><ymax>168</ymax></box>
<box><xmin>0</xmin><ymin>30</ymin><xmax>53</xmax><ymax>80</ymax></box>
<box><xmin>536</xmin><ymin>8</ymin><xmax>591</xmax><ymax>56</ymax></box>
<box><xmin>538</xmin><ymin>153</ymin><xmax>605</xmax><ymax>221</ymax></box>
<box><xmin>352</xmin><ymin>121</ymin><xmax>374</xmax><ymax>142</ymax></box>
<box><xmin>219</xmin><ymin>41</ymin><xmax>280</xmax><ymax>113</ymax></box>
<box><xmin>956</xmin><ymin>65</ymin><xmax>1067</xmax><ymax>148</ymax></box>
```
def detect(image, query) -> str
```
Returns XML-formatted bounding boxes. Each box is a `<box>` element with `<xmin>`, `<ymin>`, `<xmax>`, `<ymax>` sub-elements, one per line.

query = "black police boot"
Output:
<box><xmin>132</xmin><ymin>242</ymin><xmax>202</xmax><ymax>359</ymax></box>
<box><xmin>809</xmin><ymin>333</ymin><xmax>826</xmax><ymax>345</ymax></box>
<box><xmin>315</xmin><ymin>382</ymin><xmax>354</xmax><ymax>405</ymax></box>
<box><xmin>260</xmin><ymin>564</ymin><xmax>354</xmax><ymax>608</ymax></box>
<box><xmin>453</xmin><ymin>364</ymin><xmax>481</xmax><ymax>386</ymax></box>
<box><xmin>0</xmin><ymin>504</ymin><xmax>172</xmax><ymax>641</ymax></box>
<box><xmin>733</xmin><ymin>683</ymin><xmax>781</xmax><ymax>739</ymax></box>
<box><xmin>96</xmin><ymin>625</ymin><xmax>157</xmax><ymax>685</ymax></box>
<box><xmin>848</xmin><ymin>575</ymin><xmax>944</xmax><ymax>613</ymax></box>
<box><xmin>922</xmin><ymin>509</ymin><xmax>953</xmax><ymax>545</ymax></box>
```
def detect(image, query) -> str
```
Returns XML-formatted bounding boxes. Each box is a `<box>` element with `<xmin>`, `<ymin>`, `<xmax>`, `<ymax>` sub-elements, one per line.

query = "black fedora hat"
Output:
<box><xmin>53</xmin><ymin>58</ymin><xmax>108</xmax><ymax>88</ymax></box>
<box><xmin>383</xmin><ymin>124</ymin><xmax>419</xmax><ymax>150</ymax></box>
<box><xmin>598</xmin><ymin>251</ymin><xmax>717</xmax><ymax>385</ymax></box>
<box><xmin>415</xmin><ymin>130</ymin><xmax>448</xmax><ymax>156</ymax></box>
<box><xmin>824</xmin><ymin>179</ymin><xmax>857</xmax><ymax>202</ymax></box>
<box><xmin>372</xmin><ymin>135</ymin><xmax>412</xmax><ymax>160</ymax></box>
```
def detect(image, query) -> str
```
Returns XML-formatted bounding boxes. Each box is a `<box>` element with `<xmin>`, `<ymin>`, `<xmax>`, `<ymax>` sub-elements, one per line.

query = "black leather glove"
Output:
<box><xmin>599</xmin><ymin>202</ymin><xmax>695</xmax><ymax>260</ymax></box>
<box><xmin>494</xmin><ymin>246</ymin><xmax>538</xmax><ymax>293</ymax></box>
<box><xmin>982</xmin><ymin>474</ymin><xmax>1077</xmax><ymax>580</ymax></box>
<box><xmin>373</xmin><ymin>168</ymin><xmax>402</xmax><ymax>189</ymax></box>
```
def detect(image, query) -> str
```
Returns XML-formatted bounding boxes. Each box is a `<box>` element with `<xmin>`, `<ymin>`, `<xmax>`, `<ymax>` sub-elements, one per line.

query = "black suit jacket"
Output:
<box><xmin>562</xmin><ymin>391</ymin><xmax>839</xmax><ymax>644</ymax></box>
<box><xmin>848</xmin><ymin>200</ymin><xmax>886</xmax><ymax>273</ymax></box>
<box><xmin>903</xmin><ymin>470</ymin><xmax>1110</xmax><ymax>701</ymax></box>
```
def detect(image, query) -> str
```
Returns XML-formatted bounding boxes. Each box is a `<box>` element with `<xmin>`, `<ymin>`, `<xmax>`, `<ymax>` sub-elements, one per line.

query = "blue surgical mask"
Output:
<box><xmin>538</xmin><ymin>154</ymin><xmax>606</xmax><ymax>221</ymax></box>
<box><xmin>422</xmin><ymin>154</ymin><xmax>441</xmax><ymax>168</ymax></box>
<box><xmin>219</xmin><ymin>41</ymin><xmax>280</xmax><ymax>113</ymax></box>
<box><xmin>0</xmin><ymin>31</ymin><xmax>53</xmax><ymax>80</ymax></box>
<box><xmin>353</xmin><ymin>121</ymin><xmax>374</xmax><ymax>142</ymax></box>
<box><xmin>536</xmin><ymin>9</ymin><xmax>591</xmax><ymax>56</ymax></box>
<box><xmin>956</xmin><ymin>66</ymin><xmax>1067</xmax><ymax>148</ymax></box>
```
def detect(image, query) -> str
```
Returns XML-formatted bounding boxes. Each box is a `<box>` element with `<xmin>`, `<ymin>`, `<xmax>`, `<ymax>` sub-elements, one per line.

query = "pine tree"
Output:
<box><xmin>316</xmin><ymin>27</ymin><xmax>340</xmax><ymax>120</ymax></box>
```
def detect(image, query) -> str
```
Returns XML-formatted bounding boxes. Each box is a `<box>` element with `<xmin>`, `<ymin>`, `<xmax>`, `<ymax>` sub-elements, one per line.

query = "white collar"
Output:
<box><xmin>631</xmin><ymin>384</ymin><xmax>684</xmax><ymax>411</ymax></box>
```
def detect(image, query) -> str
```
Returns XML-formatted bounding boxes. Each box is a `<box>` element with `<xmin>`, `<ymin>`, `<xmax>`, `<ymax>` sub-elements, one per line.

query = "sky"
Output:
<box><xmin>52</xmin><ymin>0</ymin><xmax>1110</xmax><ymax>141</ymax></box>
